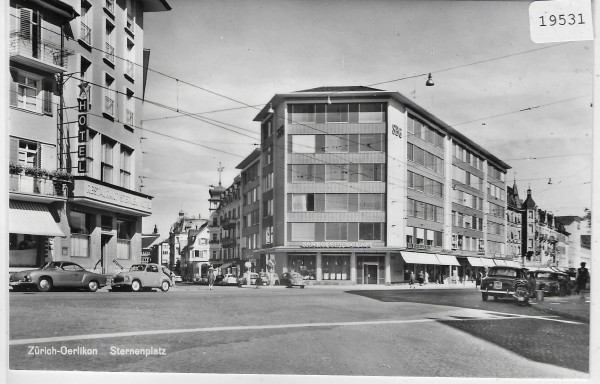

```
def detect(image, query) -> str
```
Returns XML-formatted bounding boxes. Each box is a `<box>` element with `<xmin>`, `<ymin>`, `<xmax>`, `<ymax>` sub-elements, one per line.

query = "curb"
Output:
<box><xmin>529</xmin><ymin>302</ymin><xmax>590</xmax><ymax>323</ymax></box>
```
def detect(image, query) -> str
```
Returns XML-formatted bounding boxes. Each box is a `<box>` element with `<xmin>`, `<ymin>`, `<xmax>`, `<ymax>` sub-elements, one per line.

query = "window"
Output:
<box><xmin>104</xmin><ymin>19</ymin><xmax>115</xmax><ymax>64</ymax></box>
<box><xmin>291</xmin><ymin>223</ymin><xmax>315</xmax><ymax>241</ymax></box>
<box><xmin>103</xmin><ymin>73</ymin><xmax>115</xmax><ymax>117</ymax></box>
<box><xmin>120</xmin><ymin>145</ymin><xmax>132</xmax><ymax>189</ymax></box>
<box><xmin>18</xmin><ymin>141</ymin><xmax>37</xmax><ymax>167</ymax></box>
<box><xmin>408</xmin><ymin>199</ymin><xmax>443</xmax><ymax>223</ymax></box>
<box><xmin>117</xmin><ymin>220</ymin><xmax>132</xmax><ymax>260</ymax></box>
<box><xmin>125</xmin><ymin>0</ymin><xmax>135</xmax><ymax>33</ymax></box>
<box><xmin>79</xmin><ymin>56</ymin><xmax>92</xmax><ymax>104</ymax></box>
<box><xmin>326</xmin><ymin>223</ymin><xmax>347</xmax><ymax>241</ymax></box>
<box><xmin>291</xmin><ymin>164</ymin><xmax>315</xmax><ymax>183</ymax></box>
<box><xmin>359</xmin><ymin>103</ymin><xmax>384</xmax><ymax>123</ymax></box>
<box><xmin>80</xmin><ymin>3</ymin><xmax>91</xmax><ymax>45</ymax></box>
<box><xmin>101</xmin><ymin>137</ymin><xmax>114</xmax><ymax>183</ymax></box>
<box><xmin>69</xmin><ymin>211</ymin><xmax>92</xmax><ymax>258</ymax></box>
<box><xmin>124</xmin><ymin>88</ymin><xmax>134</xmax><ymax>127</ymax></box>
<box><xmin>359</xmin><ymin>194</ymin><xmax>383</xmax><ymax>211</ymax></box>
<box><xmin>105</xmin><ymin>0</ymin><xmax>115</xmax><ymax>13</ymax></box>
<box><xmin>326</xmin><ymin>104</ymin><xmax>349</xmax><ymax>123</ymax></box>
<box><xmin>263</xmin><ymin>146</ymin><xmax>272</xmax><ymax>164</ymax></box>
<box><xmin>264</xmin><ymin>226</ymin><xmax>273</xmax><ymax>244</ymax></box>
<box><xmin>359</xmin><ymin>134</ymin><xmax>382</xmax><ymax>152</ymax></box>
<box><xmin>263</xmin><ymin>199</ymin><xmax>273</xmax><ymax>217</ymax></box>
<box><xmin>325</xmin><ymin>135</ymin><xmax>349</xmax><ymax>153</ymax></box>
<box><xmin>325</xmin><ymin>194</ymin><xmax>348</xmax><ymax>211</ymax></box>
<box><xmin>292</xmin><ymin>194</ymin><xmax>314</xmax><ymax>212</ymax></box>
<box><xmin>262</xmin><ymin>120</ymin><xmax>273</xmax><ymax>139</ymax></box>
<box><xmin>291</xmin><ymin>135</ymin><xmax>316</xmax><ymax>153</ymax></box>
<box><xmin>326</xmin><ymin>164</ymin><xmax>348</xmax><ymax>182</ymax></box>
<box><xmin>359</xmin><ymin>223</ymin><xmax>382</xmax><ymax>241</ymax></box>
<box><xmin>125</xmin><ymin>39</ymin><xmax>135</xmax><ymax>80</ymax></box>
<box><xmin>359</xmin><ymin>163</ymin><xmax>384</xmax><ymax>182</ymax></box>
<box><xmin>11</xmin><ymin>72</ymin><xmax>49</xmax><ymax>113</ymax></box>
<box><xmin>263</xmin><ymin>172</ymin><xmax>273</xmax><ymax>191</ymax></box>
<box><xmin>289</xmin><ymin>104</ymin><xmax>316</xmax><ymax>123</ymax></box>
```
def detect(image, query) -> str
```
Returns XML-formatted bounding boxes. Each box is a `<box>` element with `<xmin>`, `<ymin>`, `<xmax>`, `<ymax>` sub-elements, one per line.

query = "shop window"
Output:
<box><xmin>322</xmin><ymin>255</ymin><xmax>350</xmax><ymax>280</ymax></box>
<box><xmin>9</xmin><ymin>234</ymin><xmax>41</xmax><ymax>267</ymax></box>
<box><xmin>116</xmin><ymin>219</ymin><xmax>133</xmax><ymax>259</ymax></box>
<box><xmin>288</xmin><ymin>255</ymin><xmax>316</xmax><ymax>279</ymax></box>
<box><xmin>70</xmin><ymin>211</ymin><xmax>93</xmax><ymax>258</ymax></box>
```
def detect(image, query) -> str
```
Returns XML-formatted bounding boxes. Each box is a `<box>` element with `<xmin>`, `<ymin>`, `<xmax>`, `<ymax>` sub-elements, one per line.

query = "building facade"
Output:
<box><xmin>251</xmin><ymin>86</ymin><xmax>513</xmax><ymax>285</ymax></box>
<box><xmin>168</xmin><ymin>211</ymin><xmax>208</xmax><ymax>274</ymax></box>
<box><xmin>8</xmin><ymin>0</ymin><xmax>77</xmax><ymax>272</ymax></box>
<box><xmin>180</xmin><ymin>222</ymin><xmax>210</xmax><ymax>282</ymax></box>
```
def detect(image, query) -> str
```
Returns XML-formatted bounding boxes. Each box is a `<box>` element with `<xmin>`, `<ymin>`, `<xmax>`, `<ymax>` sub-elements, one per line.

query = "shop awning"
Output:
<box><xmin>400</xmin><ymin>251</ymin><xmax>440</xmax><ymax>265</ymax></box>
<box><xmin>436</xmin><ymin>254</ymin><xmax>460</xmax><ymax>266</ymax></box>
<box><xmin>466</xmin><ymin>257</ymin><xmax>486</xmax><ymax>267</ymax></box>
<box><xmin>9</xmin><ymin>201</ymin><xmax>65</xmax><ymax>237</ymax></box>
<box><xmin>219</xmin><ymin>263</ymin><xmax>232</xmax><ymax>269</ymax></box>
<box><xmin>480</xmin><ymin>258</ymin><xmax>496</xmax><ymax>267</ymax></box>
<box><xmin>506</xmin><ymin>261</ymin><xmax>521</xmax><ymax>268</ymax></box>
<box><xmin>493</xmin><ymin>259</ymin><xmax>507</xmax><ymax>266</ymax></box>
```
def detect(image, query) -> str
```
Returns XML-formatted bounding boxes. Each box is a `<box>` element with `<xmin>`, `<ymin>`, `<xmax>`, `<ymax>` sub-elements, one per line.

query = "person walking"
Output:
<box><xmin>418</xmin><ymin>271</ymin><xmax>424</xmax><ymax>286</ymax></box>
<box><xmin>409</xmin><ymin>271</ymin><xmax>415</xmax><ymax>288</ymax></box>
<box><xmin>475</xmin><ymin>271</ymin><xmax>482</xmax><ymax>289</ymax></box>
<box><xmin>424</xmin><ymin>271</ymin><xmax>429</xmax><ymax>285</ymax></box>
<box><xmin>208</xmin><ymin>265</ymin><xmax>215</xmax><ymax>290</ymax></box>
<box><xmin>575</xmin><ymin>262</ymin><xmax>589</xmax><ymax>295</ymax></box>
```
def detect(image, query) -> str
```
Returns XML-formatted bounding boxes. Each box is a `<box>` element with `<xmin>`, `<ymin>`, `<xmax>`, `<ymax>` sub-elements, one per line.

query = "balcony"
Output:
<box><xmin>9</xmin><ymin>32</ymin><xmax>71</xmax><ymax>74</ymax></box>
<box><xmin>125</xmin><ymin>60</ymin><xmax>135</xmax><ymax>80</ymax></box>
<box><xmin>105</xmin><ymin>42</ymin><xmax>115</xmax><ymax>64</ymax></box>
<box><xmin>126</xmin><ymin>14</ymin><xmax>135</xmax><ymax>34</ymax></box>
<box><xmin>220</xmin><ymin>237</ymin><xmax>235</xmax><ymax>247</ymax></box>
<box><xmin>209</xmin><ymin>239</ymin><xmax>220</xmax><ymax>245</ymax></box>
<box><xmin>125</xmin><ymin>109</ymin><xmax>134</xmax><ymax>127</ymax></box>
<box><xmin>105</xmin><ymin>0</ymin><xmax>115</xmax><ymax>14</ymax></box>
<box><xmin>80</xmin><ymin>22</ymin><xmax>91</xmax><ymax>46</ymax></box>
<box><xmin>104</xmin><ymin>95</ymin><xmax>114</xmax><ymax>117</ymax></box>
<box><xmin>221</xmin><ymin>217</ymin><xmax>237</xmax><ymax>229</ymax></box>
<box><xmin>9</xmin><ymin>174</ymin><xmax>68</xmax><ymax>203</ymax></box>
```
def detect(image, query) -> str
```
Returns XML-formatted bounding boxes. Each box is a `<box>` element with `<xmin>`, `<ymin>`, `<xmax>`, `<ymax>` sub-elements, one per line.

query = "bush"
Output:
<box><xmin>9</xmin><ymin>162</ymin><xmax>24</xmax><ymax>175</ymax></box>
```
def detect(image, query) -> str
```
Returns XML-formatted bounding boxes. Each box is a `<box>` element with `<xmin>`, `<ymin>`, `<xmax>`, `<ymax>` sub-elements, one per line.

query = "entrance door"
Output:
<box><xmin>363</xmin><ymin>264</ymin><xmax>378</xmax><ymax>284</ymax></box>
<box><xmin>100</xmin><ymin>235</ymin><xmax>111</xmax><ymax>274</ymax></box>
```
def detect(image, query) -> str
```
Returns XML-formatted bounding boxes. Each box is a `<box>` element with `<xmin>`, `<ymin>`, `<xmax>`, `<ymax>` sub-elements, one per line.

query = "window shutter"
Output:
<box><xmin>19</xmin><ymin>8</ymin><xmax>32</xmax><ymax>39</ymax></box>
<box><xmin>9</xmin><ymin>137</ymin><xmax>19</xmax><ymax>164</ymax></box>
<box><xmin>36</xmin><ymin>145</ymin><xmax>42</xmax><ymax>168</ymax></box>
<box><xmin>9</xmin><ymin>71</ymin><xmax>18</xmax><ymax>107</ymax></box>
<box><xmin>43</xmin><ymin>90</ymin><xmax>52</xmax><ymax>115</ymax></box>
<box><xmin>40</xmin><ymin>143</ymin><xmax>56</xmax><ymax>170</ymax></box>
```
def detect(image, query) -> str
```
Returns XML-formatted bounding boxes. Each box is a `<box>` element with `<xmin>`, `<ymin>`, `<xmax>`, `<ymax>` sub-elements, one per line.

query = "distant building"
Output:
<box><xmin>555</xmin><ymin>215</ymin><xmax>591</xmax><ymax>269</ymax></box>
<box><xmin>180</xmin><ymin>222</ymin><xmax>210</xmax><ymax>281</ymax></box>
<box><xmin>168</xmin><ymin>211</ymin><xmax>208</xmax><ymax>273</ymax></box>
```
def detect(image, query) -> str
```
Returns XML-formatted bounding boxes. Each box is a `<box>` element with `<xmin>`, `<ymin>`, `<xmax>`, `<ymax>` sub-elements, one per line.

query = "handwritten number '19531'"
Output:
<box><xmin>539</xmin><ymin>13</ymin><xmax>585</xmax><ymax>26</ymax></box>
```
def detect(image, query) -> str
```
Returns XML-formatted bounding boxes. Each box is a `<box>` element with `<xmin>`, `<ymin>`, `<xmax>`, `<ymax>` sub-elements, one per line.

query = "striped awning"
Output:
<box><xmin>400</xmin><ymin>251</ymin><xmax>440</xmax><ymax>265</ymax></box>
<box><xmin>436</xmin><ymin>254</ymin><xmax>460</xmax><ymax>266</ymax></box>
<box><xmin>506</xmin><ymin>260</ymin><xmax>521</xmax><ymax>268</ymax></box>
<box><xmin>480</xmin><ymin>258</ymin><xmax>496</xmax><ymax>267</ymax></box>
<box><xmin>219</xmin><ymin>263</ymin><xmax>232</xmax><ymax>270</ymax></box>
<box><xmin>9</xmin><ymin>201</ymin><xmax>65</xmax><ymax>237</ymax></box>
<box><xmin>466</xmin><ymin>257</ymin><xmax>486</xmax><ymax>267</ymax></box>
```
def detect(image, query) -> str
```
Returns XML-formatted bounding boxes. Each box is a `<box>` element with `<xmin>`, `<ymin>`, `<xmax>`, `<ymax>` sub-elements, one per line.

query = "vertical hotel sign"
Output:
<box><xmin>77</xmin><ymin>82</ymin><xmax>89</xmax><ymax>173</ymax></box>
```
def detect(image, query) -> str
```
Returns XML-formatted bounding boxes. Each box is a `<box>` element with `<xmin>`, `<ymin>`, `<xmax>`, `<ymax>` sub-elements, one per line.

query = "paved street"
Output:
<box><xmin>8</xmin><ymin>285</ymin><xmax>589</xmax><ymax>378</ymax></box>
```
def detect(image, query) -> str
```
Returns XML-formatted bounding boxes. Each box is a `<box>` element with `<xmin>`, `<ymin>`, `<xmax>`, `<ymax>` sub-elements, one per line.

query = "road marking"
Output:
<box><xmin>9</xmin><ymin>312</ymin><xmax>582</xmax><ymax>346</ymax></box>
<box><xmin>484</xmin><ymin>310</ymin><xmax>583</xmax><ymax>325</ymax></box>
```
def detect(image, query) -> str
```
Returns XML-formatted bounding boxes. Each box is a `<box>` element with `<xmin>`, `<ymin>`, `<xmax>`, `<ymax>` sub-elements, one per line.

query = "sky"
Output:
<box><xmin>139</xmin><ymin>0</ymin><xmax>593</xmax><ymax>237</ymax></box>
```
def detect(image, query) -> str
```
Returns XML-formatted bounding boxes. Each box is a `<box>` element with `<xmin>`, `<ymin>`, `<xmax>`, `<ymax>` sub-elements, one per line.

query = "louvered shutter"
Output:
<box><xmin>9</xmin><ymin>137</ymin><xmax>19</xmax><ymax>164</ymax></box>
<box><xmin>43</xmin><ymin>88</ymin><xmax>52</xmax><ymax>115</ymax></box>
<box><xmin>19</xmin><ymin>8</ymin><xmax>31</xmax><ymax>38</ymax></box>
<box><xmin>9</xmin><ymin>71</ymin><xmax>17</xmax><ymax>107</ymax></box>
<box><xmin>39</xmin><ymin>143</ymin><xmax>56</xmax><ymax>170</ymax></box>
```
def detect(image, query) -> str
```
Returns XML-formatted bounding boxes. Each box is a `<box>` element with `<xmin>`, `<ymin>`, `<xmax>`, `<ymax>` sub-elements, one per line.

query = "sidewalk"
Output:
<box><xmin>528</xmin><ymin>292</ymin><xmax>591</xmax><ymax>323</ymax></box>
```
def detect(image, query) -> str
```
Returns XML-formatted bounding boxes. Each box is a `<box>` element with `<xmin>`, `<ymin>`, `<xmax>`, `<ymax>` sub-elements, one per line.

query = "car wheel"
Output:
<box><xmin>87</xmin><ymin>280</ymin><xmax>99</xmax><ymax>292</ymax></box>
<box><xmin>493</xmin><ymin>295</ymin><xmax>499</xmax><ymax>301</ymax></box>
<box><xmin>481</xmin><ymin>293</ymin><xmax>488</xmax><ymax>301</ymax></box>
<box><xmin>37</xmin><ymin>277</ymin><xmax>53</xmax><ymax>292</ymax></box>
<box><xmin>274</xmin><ymin>281</ymin><xmax>280</xmax><ymax>286</ymax></box>
<box><xmin>160</xmin><ymin>281</ymin><xmax>170</xmax><ymax>292</ymax></box>
<box><xmin>300</xmin><ymin>285</ymin><xmax>305</xmax><ymax>289</ymax></box>
<box><xmin>131</xmin><ymin>280</ymin><xmax>142</xmax><ymax>292</ymax></box>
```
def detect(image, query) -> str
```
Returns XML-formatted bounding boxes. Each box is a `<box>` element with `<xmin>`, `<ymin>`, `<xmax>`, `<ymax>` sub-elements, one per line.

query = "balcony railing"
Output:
<box><xmin>125</xmin><ymin>60</ymin><xmax>134</xmax><ymax>79</ymax></box>
<box><xmin>105</xmin><ymin>42</ymin><xmax>115</xmax><ymax>63</ymax></box>
<box><xmin>125</xmin><ymin>109</ymin><xmax>134</xmax><ymax>126</ymax></box>
<box><xmin>209</xmin><ymin>239</ymin><xmax>220</xmax><ymax>245</ymax></box>
<box><xmin>126</xmin><ymin>14</ymin><xmax>135</xmax><ymax>33</ymax></box>
<box><xmin>104</xmin><ymin>96</ymin><xmax>114</xmax><ymax>116</ymax></box>
<box><xmin>221</xmin><ymin>237</ymin><xmax>235</xmax><ymax>247</ymax></box>
<box><xmin>221</xmin><ymin>217</ymin><xmax>237</xmax><ymax>229</ymax></box>
<box><xmin>80</xmin><ymin>22</ymin><xmax>91</xmax><ymax>46</ymax></box>
<box><xmin>105</xmin><ymin>0</ymin><xmax>115</xmax><ymax>14</ymax></box>
<box><xmin>9</xmin><ymin>32</ymin><xmax>70</xmax><ymax>72</ymax></box>
<box><xmin>9</xmin><ymin>174</ymin><xmax>67</xmax><ymax>198</ymax></box>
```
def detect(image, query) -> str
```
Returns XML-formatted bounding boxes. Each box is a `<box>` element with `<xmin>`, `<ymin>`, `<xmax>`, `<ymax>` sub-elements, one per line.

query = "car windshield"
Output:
<box><xmin>129</xmin><ymin>264</ymin><xmax>146</xmax><ymax>271</ymax></box>
<box><xmin>42</xmin><ymin>262</ymin><xmax>63</xmax><ymax>270</ymax></box>
<box><xmin>488</xmin><ymin>268</ymin><xmax>518</xmax><ymax>277</ymax></box>
<box><xmin>535</xmin><ymin>272</ymin><xmax>553</xmax><ymax>279</ymax></box>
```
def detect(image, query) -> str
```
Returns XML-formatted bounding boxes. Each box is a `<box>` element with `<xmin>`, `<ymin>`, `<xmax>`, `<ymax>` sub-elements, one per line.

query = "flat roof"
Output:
<box><xmin>254</xmin><ymin>89</ymin><xmax>510</xmax><ymax>171</ymax></box>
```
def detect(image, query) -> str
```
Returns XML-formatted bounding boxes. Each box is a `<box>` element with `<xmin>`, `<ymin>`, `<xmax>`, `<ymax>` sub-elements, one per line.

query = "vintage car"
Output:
<box><xmin>258</xmin><ymin>271</ymin><xmax>280</xmax><ymax>286</ymax></box>
<box><xmin>280</xmin><ymin>271</ymin><xmax>306</xmax><ymax>288</ymax></box>
<box><xmin>237</xmin><ymin>272</ymin><xmax>260</xmax><ymax>286</ymax></box>
<box><xmin>219</xmin><ymin>273</ymin><xmax>239</xmax><ymax>286</ymax></box>
<box><xmin>9</xmin><ymin>261</ymin><xmax>108</xmax><ymax>292</ymax></box>
<box><xmin>111</xmin><ymin>263</ymin><xmax>172</xmax><ymax>292</ymax></box>
<box><xmin>533</xmin><ymin>270</ymin><xmax>569</xmax><ymax>296</ymax></box>
<box><xmin>480</xmin><ymin>266</ymin><xmax>529</xmax><ymax>302</ymax></box>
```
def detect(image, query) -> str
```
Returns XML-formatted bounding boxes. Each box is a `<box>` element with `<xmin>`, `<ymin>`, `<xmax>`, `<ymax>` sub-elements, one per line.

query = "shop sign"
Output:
<box><xmin>299</xmin><ymin>242</ymin><xmax>372</xmax><ymax>248</ymax></box>
<box><xmin>407</xmin><ymin>243</ymin><xmax>431</xmax><ymax>250</ymax></box>
<box><xmin>77</xmin><ymin>82</ymin><xmax>89</xmax><ymax>174</ymax></box>
<box><xmin>75</xmin><ymin>179</ymin><xmax>152</xmax><ymax>213</ymax></box>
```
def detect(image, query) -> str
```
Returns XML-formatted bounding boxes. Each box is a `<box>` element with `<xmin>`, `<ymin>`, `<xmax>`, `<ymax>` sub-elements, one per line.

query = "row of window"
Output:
<box><xmin>452</xmin><ymin>211</ymin><xmax>484</xmax><ymax>231</ymax></box>
<box><xmin>488</xmin><ymin>202</ymin><xmax>505</xmax><ymax>218</ymax></box>
<box><xmin>487</xmin><ymin>240</ymin><xmax>505</xmax><ymax>255</ymax></box>
<box><xmin>290</xmin><ymin>193</ymin><xmax>384</xmax><ymax>212</ymax></box>
<box><xmin>243</xmin><ymin>210</ymin><xmax>260</xmax><ymax>228</ymax></box>
<box><xmin>452</xmin><ymin>234</ymin><xmax>484</xmax><ymax>252</ymax></box>
<box><xmin>407</xmin><ymin>143</ymin><xmax>444</xmax><ymax>175</ymax></box>
<box><xmin>407</xmin><ymin>116</ymin><xmax>445</xmax><ymax>149</ymax></box>
<box><xmin>408</xmin><ymin>171</ymin><xmax>443</xmax><ymax>198</ymax></box>
<box><xmin>100</xmin><ymin>136</ymin><xmax>132</xmax><ymax>188</ymax></box>
<box><xmin>289</xmin><ymin>222</ymin><xmax>384</xmax><ymax>242</ymax></box>
<box><xmin>453</xmin><ymin>189</ymin><xmax>484</xmax><ymax>211</ymax></box>
<box><xmin>488</xmin><ymin>183</ymin><xmax>505</xmax><ymax>201</ymax></box>
<box><xmin>452</xmin><ymin>165</ymin><xmax>483</xmax><ymax>191</ymax></box>
<box><xmin>488</xmin><ymin>164</ymin><xmax>505</xmax><ymax>182</ymax></box>
<box><xmin>453</xmin><ymin>142</ymin><xmax>484</xmax><ymax>171</ymax></box>
<box><xmin>406</xmin><ymin>227</ymin><xmax>443</xmax><ymax>247</ymax></box>
<box><xmin>9</xmin><ymin>70</ymin><xmax>53</xmax><ymax>115</ymax></box>
<box><xmin>407</xmin><ymin>199</ymin><xmax>444</xmax><ymax>223</ymax></box>
<box><xmin>290</xmin><ymin>134</ymin><xmax>384</xmax><ymax>153</ymax></box>
<box><xmin>244</xmin><ymin>187</ymin><xmax>258</xmax><ymax>206</ymax></box>
<box><xmin>288</xmin><ymin>103</ymin><xmax>386</xmax><ymax>124</ymax></box>
<box><xmin>488</xmin><ymin>221</ymin><xmax>505</xmax><ymax>236</ymax></box>
<box><xmin>290</xmin><ymin>163</ymin><xmax>385</xmax><ymax>183</ymax></box>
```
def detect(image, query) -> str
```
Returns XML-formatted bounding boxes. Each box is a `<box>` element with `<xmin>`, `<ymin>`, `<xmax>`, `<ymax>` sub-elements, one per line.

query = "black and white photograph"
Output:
<box><xmin>2</xmin><ymin>0</ymin><xmax>598</xmax><ymax>383</ymax></box>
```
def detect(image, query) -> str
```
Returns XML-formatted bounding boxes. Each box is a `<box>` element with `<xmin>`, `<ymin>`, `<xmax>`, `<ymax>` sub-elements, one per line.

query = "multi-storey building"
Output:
<box><xmin>8</xmin><ymin>0</ymin><xmax>78</xmax><ymax>272</ymax></box>
<box><xmin>168</xmin><ymin>211</ymin><xmax>208</xmax><ymax>273</ymax></box>
<box><xmin>180</xmin><ymin>222</ymin><xmax>210</xmax><ymax>281</ymax></box>
<box><xmin>506</xmin><ymin>181</ymin><xmax>523</xmax><ymax>262</ymax></box>
<box><xmin>213</xmin><ymin>176</ymin><xmax>241</xmax><ymax>275</ymax></box>
<box><xmin>238</xmin><ymin>149</ymin><xmax>262</xmax><ymax>271</ymax></box>
<box><xmin>208</xmin><ymin>182</ymin><xmax>225</xmax><ymax>265</ymax></box>
<box><xmin>555</xmin><ymin>215</ymin><xmax>591</xmax><ymax>269</ymax></box>
<box><xmin>251</xmin><ymin>86</ymin><xmax>513</xmax><ymax>285</ymax></box>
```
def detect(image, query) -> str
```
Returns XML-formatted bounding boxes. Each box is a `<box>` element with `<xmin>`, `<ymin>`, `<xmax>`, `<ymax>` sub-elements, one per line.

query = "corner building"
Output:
<box><xmin>253</xmin><ymin>86</ymin><xmax>511</xmax><ymax>285</ymax></box>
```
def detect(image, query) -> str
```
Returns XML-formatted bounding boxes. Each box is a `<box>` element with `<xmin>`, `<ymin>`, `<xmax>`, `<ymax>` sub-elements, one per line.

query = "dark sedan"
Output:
<box><xmin>479</xmin><ymin>266</ymin><xmax>529</xmax><ymax>302</ymax></box>
<box><xmin>533</xmin><ymin>270</ymin><xmax>569</xmax><ymax>296</ymax></box>
<box><xmin>9</xmin><ymin>261</ymin><xmax>108</xmax><ymax>292</ymax></box>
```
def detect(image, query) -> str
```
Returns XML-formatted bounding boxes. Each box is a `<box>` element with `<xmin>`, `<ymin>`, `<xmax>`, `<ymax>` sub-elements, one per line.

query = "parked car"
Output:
<box><xmin>112</xmin><ymin>263</ymin><xmax>172</xmax><ymax>292</ymax></box>
<box><xmin>280</xmin><ymin>271</ymin><xmax>306</xmax><ymax>288</ymax></box>
<box><xmin>220</xmin><ymin>273</ymin><xmax>238</xmax><ymax>286</ymax></box>
<box><xmin>214</xmin><ymin>274</ymin><xmax>225</xmax><ymax>285</ymax></box>
<box><xmin>173</xmin><ymin>275</ymin><xmax>183</xmax><ymax>283</ymax></box>
<box><xmin>480</xmin><ymin>266</ymin><xmax>529</xmax><ymax>302</ymax></box>
<box><xmin>237</xmin><ymin>272</ymin><xmax>259</xmax><ymax>286</ymax></box>
<box><xmin>9</xmin><ymin>261</ymin><xmax>108</xmax><ymax>292</ymax></box>
<box><xmin>258</xmin><ymin>271</ymin><xmax>280</xmax><ymax>286</ymax></box>
<box><xmin>533</xmin><ymin>270</ymin><xmax>569</xmax><ymax>296</ymax></box>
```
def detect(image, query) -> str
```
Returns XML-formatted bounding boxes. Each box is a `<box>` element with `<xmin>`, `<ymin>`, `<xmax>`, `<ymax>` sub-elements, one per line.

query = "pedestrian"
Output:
<box><xmin>424</xmin><ymin>271</ymin><xmax>429</xmax><ymax>285</ymax></box>
<box><xmin>409</xmin><ymin>271</ymin><xmax>415</xmax><ymax>288</ymax></box>
<box><xmin>208</xmin><ymin>265</ymin><xmax>215</xmax><ymax>290</ymax></box>
<box><xmin>475</xmin><ymin>271</ymin><xmax>482</xmax><ymax>288</ymax></box>
<box><xmin>575</xmin><ymin>262</ymin><xmax>589</xmax><ymax>295</ymax></box>
<box><xmin>418</xmin><ymin>271</ymin><xmax>424</xmax><ymax>286</ymax></box>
